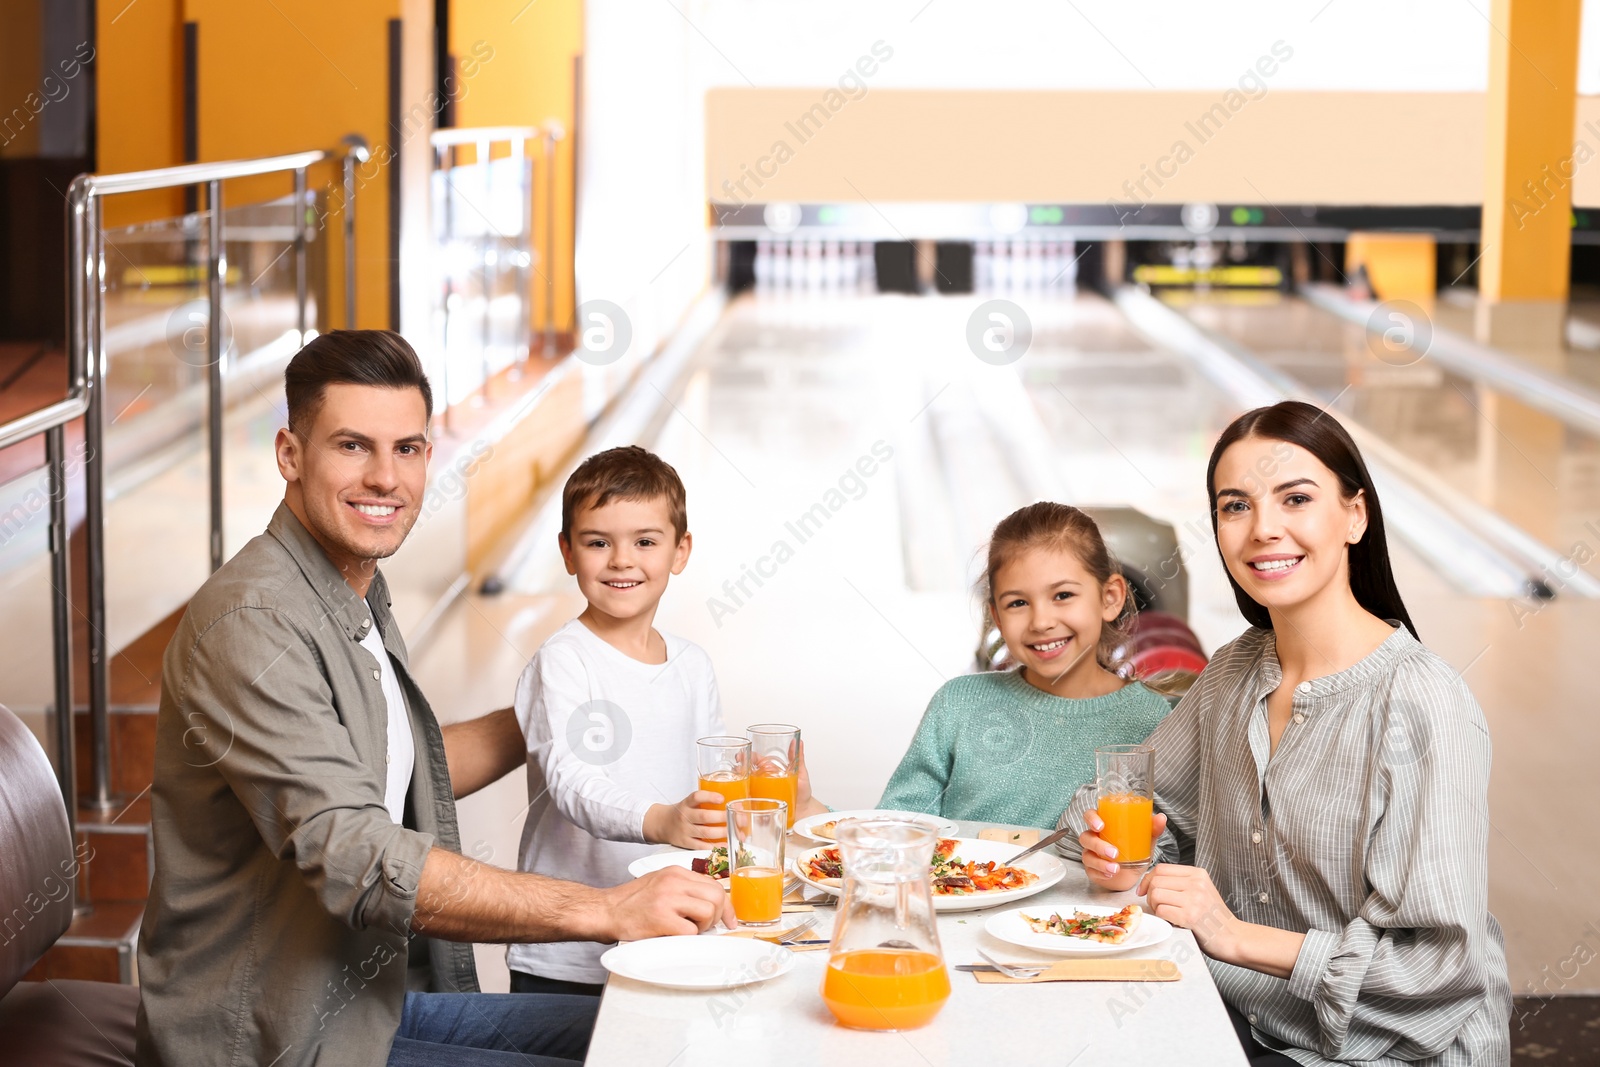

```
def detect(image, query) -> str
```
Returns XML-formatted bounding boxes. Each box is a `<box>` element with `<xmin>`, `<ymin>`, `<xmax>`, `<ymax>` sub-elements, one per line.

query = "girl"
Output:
<box><xmin>879</xmin><ymin>502</ymin><xmax>1171</xmax><ymax>830</ymax></box>
<box><xmin>1064</xmin><ymin>401</ymin><xmax>1510</xmax><ymax>1066</ymax></box>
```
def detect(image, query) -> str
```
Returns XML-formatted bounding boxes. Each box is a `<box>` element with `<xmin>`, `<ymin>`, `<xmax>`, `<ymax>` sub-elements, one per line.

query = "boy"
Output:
<box><xmin>509</xmin><ymin>446</ymin><xmax>790</xmax><ymax>995</ymax></box>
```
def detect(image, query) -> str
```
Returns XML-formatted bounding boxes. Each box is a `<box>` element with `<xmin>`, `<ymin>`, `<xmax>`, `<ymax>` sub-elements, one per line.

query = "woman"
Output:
<box><xmin>1059</xmin><ymin>401</ymin><xmax>1510</xmax><ymax>1066</ymax></box>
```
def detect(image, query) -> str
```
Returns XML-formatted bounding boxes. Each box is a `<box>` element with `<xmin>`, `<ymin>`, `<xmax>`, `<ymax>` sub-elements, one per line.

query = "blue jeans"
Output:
<box><xmin>387</xmin><ymin>991</ymin><xmax>598</xmax><ymax>1066</ymax></box>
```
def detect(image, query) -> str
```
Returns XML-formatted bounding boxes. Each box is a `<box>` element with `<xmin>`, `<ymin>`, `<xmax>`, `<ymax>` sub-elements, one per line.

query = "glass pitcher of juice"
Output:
<box><xmin>821</xmin><ymin>820</ymin><xmax>950</xmax><ymax>1032</ymax></box>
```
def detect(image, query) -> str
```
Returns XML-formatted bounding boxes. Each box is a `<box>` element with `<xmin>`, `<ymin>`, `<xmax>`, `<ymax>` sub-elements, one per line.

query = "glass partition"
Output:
<box><xmin>430</xmin><ymin>141</ymin><xmax>535</xmax><ymax>410</ymax></box>
<box><xmin>96</xmin><ymin>187</ymin><xmax>326</xmax><ymax>652</ymax></box>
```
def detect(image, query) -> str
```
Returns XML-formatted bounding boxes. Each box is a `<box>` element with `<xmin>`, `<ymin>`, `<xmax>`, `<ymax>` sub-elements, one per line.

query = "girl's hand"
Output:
<box><xmin>1138</xmin><ymin>863</ymin><xmax>1241</xmax><ymax>960</ymax></box>
<box><xmin>643</xmin><ymin>792</ymin><xmax>728</xmax><ymax>850</ymax></box>
<box><xmin>792</xmin><ymin>738</ymin><xmax>829</xmax><ymax>819</ymax></box>
<box><xmin>1079</xmin><ymin>809</ymin><xmax>1168</xmax><ymax>891</ymax></box>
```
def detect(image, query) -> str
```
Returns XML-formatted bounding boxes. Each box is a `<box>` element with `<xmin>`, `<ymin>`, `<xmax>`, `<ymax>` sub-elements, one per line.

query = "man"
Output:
<box><xmin>135</xmin><ymin>331</ymin><xmax>730</xmax><ymax>1067</ymax></box>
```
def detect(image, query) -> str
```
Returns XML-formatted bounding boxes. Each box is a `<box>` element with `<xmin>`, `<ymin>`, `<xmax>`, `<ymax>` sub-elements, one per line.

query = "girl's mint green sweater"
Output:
<box><xmin>877</xmin><ymin>670</ymin><xmax>1171</xmax><ymax>830</ymax></box>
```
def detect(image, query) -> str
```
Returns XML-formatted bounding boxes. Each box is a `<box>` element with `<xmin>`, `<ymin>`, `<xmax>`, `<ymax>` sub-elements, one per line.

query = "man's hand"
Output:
<box><xmin>595</xmin><ymin>866</ymin><xmax>735</xmax><ymax>940</ymax></box>
<box><xmin>643</xmin><ymin>791</ymin><xmax>729</xmax><ymax>849</ymax></box>
<box><xmin>412</xmin><ymin>847</ymin><xmax>735</xmax><ymax>945</ymax></box>
<box><xmin>1079</xmin><ymin>808</ymin><xmax>1168</xmax><ymax>891</ymax></box>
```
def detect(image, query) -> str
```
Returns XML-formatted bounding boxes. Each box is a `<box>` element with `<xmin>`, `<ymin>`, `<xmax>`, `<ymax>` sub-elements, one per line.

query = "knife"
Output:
<box><xmin>1001</xmin><ymin>824</ymin><xmax>1075</xmax><ymax>866</ymax></box>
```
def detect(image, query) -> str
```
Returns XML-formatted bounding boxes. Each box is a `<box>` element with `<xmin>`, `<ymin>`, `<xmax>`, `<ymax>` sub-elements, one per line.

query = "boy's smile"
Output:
<box><xmin>559</xmin><ymin>495</ymin><xmax>692</xmax><ymax>628</ymax></box>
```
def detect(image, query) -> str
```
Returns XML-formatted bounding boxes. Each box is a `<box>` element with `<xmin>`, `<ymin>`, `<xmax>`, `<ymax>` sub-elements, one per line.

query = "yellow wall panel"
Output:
<box><xmin>1346</xmin><ymin>233</ymin><xmax>1436</xmax><ymax>305</ymax></box>
<box><xmin>97</xmin><ymin>0</ymin><xmax>186</xmax><ymax>227</ymax></box>
<box><xmin>451</xmin><ymin>0</ymin><xmax>582</xmax><ymax>334</ymax></box>
<box><xmin>1478</xmin><ymin>0</ymin><xmax>1581</xmax><ymax>303</ymax></box>
<box><xmin>0</xmin><ymin>0</ymin><xmax>44</xmax><ymax>158</ymax></box>
<box><xmin>185</xmin><ymin>0</ymin><xmax>405</xmax><ymax>328</ymax></box>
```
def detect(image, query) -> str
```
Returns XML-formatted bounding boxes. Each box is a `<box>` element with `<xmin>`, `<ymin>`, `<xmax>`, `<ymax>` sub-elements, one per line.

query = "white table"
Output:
<box><xmin>586</xmin><ymin>824</ymin><xmax>1249</xmax><ymax>1066</ymax></box>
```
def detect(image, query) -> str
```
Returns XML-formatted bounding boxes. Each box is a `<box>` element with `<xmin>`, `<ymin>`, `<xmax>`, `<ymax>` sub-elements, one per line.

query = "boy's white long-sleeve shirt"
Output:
<box><xmin>507</xmin><ymin>618</ymin><xmax>724</xmax><ymax>983</ymax></box>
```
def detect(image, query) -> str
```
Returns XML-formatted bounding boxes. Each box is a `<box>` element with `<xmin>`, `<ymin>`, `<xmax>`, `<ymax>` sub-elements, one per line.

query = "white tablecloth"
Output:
<box><xmin>585</xmin><ymin>822</ymin><xmax>1249</xmax><ymax>1066</ymax></box>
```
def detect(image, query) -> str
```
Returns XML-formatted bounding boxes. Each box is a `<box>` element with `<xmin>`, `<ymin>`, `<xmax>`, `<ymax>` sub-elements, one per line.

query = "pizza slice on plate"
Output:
<box><xmin>1020</xmin><ymin>904</ymin><xmax>1143</xmax><ymax>944</ymax></box>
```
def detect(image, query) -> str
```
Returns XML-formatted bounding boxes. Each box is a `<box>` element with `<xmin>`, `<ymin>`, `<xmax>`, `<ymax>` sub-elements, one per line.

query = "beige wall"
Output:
<box><xmin>708</xmin><ymin>88</ymin><xmax>1600</xmax><ymax>209</ymax></box>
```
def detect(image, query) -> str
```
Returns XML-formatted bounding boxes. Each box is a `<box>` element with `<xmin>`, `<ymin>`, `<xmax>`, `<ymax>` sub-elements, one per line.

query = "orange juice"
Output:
<box><xmin>822</xmin><ymin>949</ymin><xmax>950</xmax><ymax>1031</ymax></box>
<box><xmin>749</xmin><ymin>772</ymin><xmax>798</xmax><ymax>827</ymax></box>
<box><xmin>729</xmin><ymin>866</ymin><xmax>783</xmax><ymax>924</ymax></box>
<box><xmin>697</xmin><ymin>772</ymin><xmax>749</xmax><ymax>810</ymax></box>
<box><xmin>1097</xmin><ymin>792</ymin><xmax>1153</xmax><ymax>864</ymax></box>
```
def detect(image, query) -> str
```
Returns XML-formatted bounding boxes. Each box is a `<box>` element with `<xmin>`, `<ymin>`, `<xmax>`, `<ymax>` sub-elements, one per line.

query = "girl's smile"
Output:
<box><xmin>991</xmin><ymin>544</ymin><xmax>1127</xmax><ymax>699</ymax></box>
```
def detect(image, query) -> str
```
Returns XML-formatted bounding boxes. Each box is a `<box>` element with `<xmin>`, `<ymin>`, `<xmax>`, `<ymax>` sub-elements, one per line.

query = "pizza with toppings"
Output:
<box><xmin>1020</xmin><ymin>904</ymin><xmax>1143</xmax><ymax>944</ymax></box>
<box><xmin>799</xmin><ymin>838</ymin><xmax>1039</xmax><ymax>896</ymax></box>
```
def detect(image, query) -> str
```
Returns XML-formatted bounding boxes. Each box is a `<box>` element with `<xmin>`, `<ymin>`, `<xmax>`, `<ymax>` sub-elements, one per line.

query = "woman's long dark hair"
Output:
<box><xmin>1205</xmin><ymin>401</ymin><xmax>1419</xmax><ymax>640</ymax></box>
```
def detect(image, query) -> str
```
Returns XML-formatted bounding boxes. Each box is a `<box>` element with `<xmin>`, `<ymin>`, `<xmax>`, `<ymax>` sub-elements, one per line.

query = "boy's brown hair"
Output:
<box><xmin>560</xmin><ymin>446</ymin><xmax>688</xmax><ymax>542</ymax></box>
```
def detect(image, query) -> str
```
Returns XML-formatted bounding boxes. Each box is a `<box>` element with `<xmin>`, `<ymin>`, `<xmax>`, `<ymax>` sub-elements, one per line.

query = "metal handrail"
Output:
<box><xmin>0</xmin><ymin>138</ymin><xmax>368</xmax><ymax>847</ymax></box>
<box><xmin>429</xmin><ymin>125</ymin><xmax>538</xmax><ymax>147</ymax></box>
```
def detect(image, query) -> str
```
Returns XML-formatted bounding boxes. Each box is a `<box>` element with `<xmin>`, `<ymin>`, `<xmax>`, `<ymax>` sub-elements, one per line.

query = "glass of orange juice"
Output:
<box><xmin>1095</xmin><ymin>744</ymin><xmax>1154</xmax><ymax>868</ymax></box>
<box><xmin>726</xmin><ymin>798</ymin><xmax>787</xmax><ymax>926</ymax></box>
<box><xmin>747</xmin><ymin>724</ymin><xmax>800</xmax><ymax>828</ymax></box>
<box><xmin>695</xmin><ymin>736</ymin><xmax>751</xmax><ymax>819</ymax></box>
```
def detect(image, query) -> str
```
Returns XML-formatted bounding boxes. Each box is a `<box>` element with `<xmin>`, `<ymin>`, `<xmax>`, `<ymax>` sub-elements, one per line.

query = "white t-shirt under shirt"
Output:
<box><xmin>507</xmin><ymin>618</ymin><xmax>724</xmax><ymax>983</ymax></box>
<box><xmin>359</xmin><ymin>619</ymin><xmax>414</xmax><ymax>824</ymax></box>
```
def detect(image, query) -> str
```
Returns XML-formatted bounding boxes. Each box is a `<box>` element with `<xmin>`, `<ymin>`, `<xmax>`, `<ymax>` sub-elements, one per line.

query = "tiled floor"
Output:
<box><xmin>412</xmin><ymin>291</ymin><xmax>1600</xmax><ymax>1003</ymax></box>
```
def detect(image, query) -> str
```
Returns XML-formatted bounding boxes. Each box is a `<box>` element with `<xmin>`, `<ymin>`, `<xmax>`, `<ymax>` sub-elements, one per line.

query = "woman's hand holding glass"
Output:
<box><xmin>1078</xmin><ymin>808</ymin><xmax>1169</xmax><ymax>891</ymax></box>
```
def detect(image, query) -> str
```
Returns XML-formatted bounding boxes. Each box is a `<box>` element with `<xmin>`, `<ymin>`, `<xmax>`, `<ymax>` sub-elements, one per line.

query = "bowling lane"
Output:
<box><xmin>1178</xmin><ymin>291</ymin><xmax>1600</xmax><ymax>583</ymax></box>
<box><xmin>516</xmin><ymin>290</ymin><xmax>1249</xmax><ymax>810</ymax></box>
<box><xmin>413</xmin><ymin>285</ymin><xmax>1600</xmax><ymax>991</ymax></box>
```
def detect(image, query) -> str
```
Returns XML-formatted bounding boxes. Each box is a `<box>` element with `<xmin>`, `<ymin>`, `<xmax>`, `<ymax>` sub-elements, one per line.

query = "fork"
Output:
<box><xmin>776</xmin><ymin>915</ymin><xmax>818</xmax><ymax>944</ymax></box>
<box><xmin>977</xmin><ymin>948</ymin><xmax>1046</xmax><ymax>979</ymax></box>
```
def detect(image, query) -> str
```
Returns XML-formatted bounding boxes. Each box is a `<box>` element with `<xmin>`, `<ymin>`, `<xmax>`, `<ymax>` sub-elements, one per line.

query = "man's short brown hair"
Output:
<box><xmin>284</xmin><ymin>330</ymin><xmax>433</xmax><ymax>435</ymax></box>
<box><xmin>560</xmin><ymin>446</ymin><xmax>687</xmax><ymax>542</ymax></box>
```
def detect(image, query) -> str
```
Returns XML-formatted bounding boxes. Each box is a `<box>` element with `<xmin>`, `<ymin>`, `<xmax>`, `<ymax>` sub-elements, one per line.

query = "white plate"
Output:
<box><xmin>791</xmin><ymin>837</ymin><xmax>1064</xmax><ymax>912</ymax></box>
<box><xmin>626</xmin><ymin>849</ymin><xmax>734</xmax><ymax>891</ymax></box>
<box><xmin>627</xmin><ymin>849</ymin><xmax>710</xmax><ymax>879</ymax></box>
<box><xmin>985</xmin><ymin>904</ymin><xmax>1173</xmax><ymax>956</ymax></box>
<box><xmin>600</xmin><ymin>935</ymin><xmax>793</xmax><ymax>990</ymax></box>
<box><xmin>791</xmin><ymin>809</ymin><xmax>958</xmax><ymax>842</ymax></box>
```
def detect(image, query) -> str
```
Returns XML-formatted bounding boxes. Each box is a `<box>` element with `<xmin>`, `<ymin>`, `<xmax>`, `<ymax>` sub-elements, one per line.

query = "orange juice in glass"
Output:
<box><xmin>1095</xmin><ymin>745</ymin><xmax>1154</xmax><ymax>867</ymax></box>
<box><xmin>729</xmin><ymin>867</ymin><xmax>784</xmax><ymax>922</ymax></box>
<box><xmin>726</xmin><ymin>798</ymin><xmax>787</xmax><ymax>926</ymax></box>
<box><xmin>822</xmin><ymin>949</ymin><xmax>951</xmax><ymax>1031</ymax></box>
<box><xmin>695</xmin><ymin>736</ymin><xmax>751</xmax><ymax>815</ymax></box>
<box><xmin>748</xmin><ymin>724</ymin><xmax>802</xmax><ymax>828</ymax></box>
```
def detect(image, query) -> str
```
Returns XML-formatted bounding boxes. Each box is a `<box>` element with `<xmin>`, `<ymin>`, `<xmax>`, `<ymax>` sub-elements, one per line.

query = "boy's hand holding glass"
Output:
<box><xmin>643</xmin><ymin>790</ymin><xmax>731</xmax><ymax>850</ymax></box>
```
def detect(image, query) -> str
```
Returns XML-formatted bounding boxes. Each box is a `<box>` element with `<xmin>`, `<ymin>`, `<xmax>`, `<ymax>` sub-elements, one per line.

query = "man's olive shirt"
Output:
<box><xmin>135</xmin><ymin>504</ymin><xmax>478</xmax><ymax>1067</ymax></box>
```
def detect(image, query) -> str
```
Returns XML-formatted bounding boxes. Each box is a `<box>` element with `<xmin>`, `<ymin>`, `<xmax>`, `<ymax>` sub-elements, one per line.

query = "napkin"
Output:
<box><xmin>970</xmin><ymin>959</ymin><xmax>1180</xmax><ymax>984</ymax></box>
